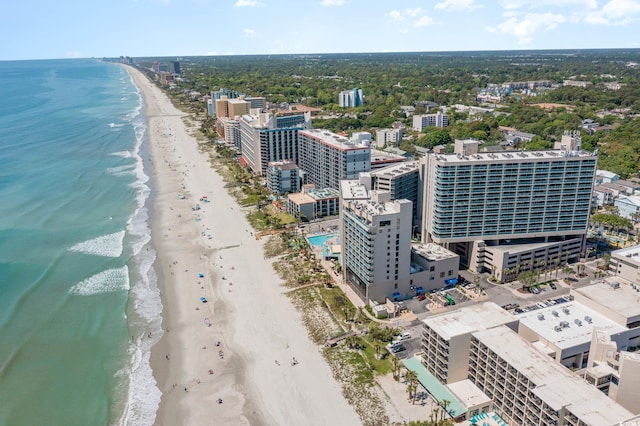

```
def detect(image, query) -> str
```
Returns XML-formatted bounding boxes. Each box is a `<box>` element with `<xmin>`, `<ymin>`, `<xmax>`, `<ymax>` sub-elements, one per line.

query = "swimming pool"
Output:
<box><xmin>306</xmin><ymin>233</ymin><xmax>338</xmax><ymax>248</ymax></box>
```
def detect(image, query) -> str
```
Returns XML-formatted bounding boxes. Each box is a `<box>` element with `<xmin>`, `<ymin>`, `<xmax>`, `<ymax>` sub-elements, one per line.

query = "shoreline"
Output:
<box><xmin>124</xmin><ymin>66</ymin><xmax>360</xmax><ymax>425</ymax></box>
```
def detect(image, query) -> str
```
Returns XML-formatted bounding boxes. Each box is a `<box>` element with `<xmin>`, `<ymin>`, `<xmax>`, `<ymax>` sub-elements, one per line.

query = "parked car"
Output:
<box><xmin>550</xmin><ymin>283</ymin><xmax>557</xmax><ymax>290</ymax></box>
<box><xmin>397</xmin><ymin>333</ymin><xmax>412</xmax><ymax>341</ymax></box>
<box><xmin>391</xmin><ymin>345</ymin><xmax>407</xmax><ymax>353</ymax></box>
<box><xmin>417</xmin><ymin>294</ymin><xmax>426</xmax><ymax>301</ymax></box>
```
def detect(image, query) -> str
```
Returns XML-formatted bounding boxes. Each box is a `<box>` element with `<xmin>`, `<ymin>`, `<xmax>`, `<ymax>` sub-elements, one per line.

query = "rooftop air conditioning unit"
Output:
<box><xmin>552</xmin><ymin>310</ymin><xmax>559</xmax><ymax>317</ymax></box>
<box><xmin>537</xmin><ymin>314</ymin><xmax>545</xmax><ymax>321</ymax></box>
<box><xmin>554</xmin><ymin>326</ymin><xmax>563</xmax><ymax>332</ymax></box>
<box><xmin>562</xmin><ymin>307</ymin><xmax>570</xmax><ymax>315</ymax></box>
<box><xmin>561</xmin><ymin>321</ymin><xmax>570</xmax><ymax>328</ymax></box>
<box><xmin>575</xmin><ymin>319</ymin><xmax>583</xmax><ymax>326</ymax></box>
<box><xmin>584</xmin><ymin>316</ymin><xmax>593</xmax><ymax>323</ymax></box>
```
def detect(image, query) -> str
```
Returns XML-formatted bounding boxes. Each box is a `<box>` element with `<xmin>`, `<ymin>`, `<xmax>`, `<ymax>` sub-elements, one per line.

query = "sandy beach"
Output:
<box><xmin>125</xmin><ymin>66</ymin><xmax>360</xmax><ymax>425</ymax></box>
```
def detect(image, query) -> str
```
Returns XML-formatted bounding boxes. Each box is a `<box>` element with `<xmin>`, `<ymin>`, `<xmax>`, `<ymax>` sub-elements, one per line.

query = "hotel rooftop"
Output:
<box><xmin>474</xmin><ymin>325</ymin><xmax>636</xmax><ymax>424</ymax></box>
<box><xmin>517</xmin><ymin>301</ymin><xmax>627</xmax><ymax>350</ymax></box>
<box><xmin>431</xmin><ymin>149</ymin><xmax>597</xmax><ymax>164</ymax></box>
<box><xmin>370</xmin><ymin>161</ymin><xmax>418</xmax><ymax>177</ymax></box>
<box><xmin>300</xmin><ymin>129</ymin><xmax>371</xmax><ymax>151</ymax></box>
<box><xmin>287</xmin><ymin>188</ymin><xmax>340</xmax><ymax>205</ymax></box>
<box><xmin>572</xmin><ymin>281</ymin><xmax>640</xmax><ymax>327</ymax></box>
<box><xmin>423</xmin><ymin>302</ymin><xmax>517</xmax><ymax>341</ymax></box>
<box><xmin>412</xmin><ymin>242</ymin><xmax>458</xmax><ymax>262</ymax></box>
<box><xmin>613</xmin><ymin>245</ymin><xmax>640</xmax><ymax>267</ymax></box>
<box><xmin>340</xmin><ymin>180</ymin><xmax>369</xmax><ymax>200</ymax></box>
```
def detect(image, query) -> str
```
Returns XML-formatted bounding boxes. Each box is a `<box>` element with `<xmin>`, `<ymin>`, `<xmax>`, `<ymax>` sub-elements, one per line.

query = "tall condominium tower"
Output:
<box><xmin>421</xmin><ymin>148</ymin><xmax>597</xmax><ymax>280</ymax></box>
<box><xmin>298</xmin><ymin>129</ymin><xmax>371</xmax><ymax>190</ymax></box>
<box><xmin>239</xmin><ymin>111</ymin><xmax>311</xmax><ymax>175</ymax></box>
<box><xmin>338</xmin><ymin>88</ymin><xmax>364</xmax><ymax>108</ymax></box>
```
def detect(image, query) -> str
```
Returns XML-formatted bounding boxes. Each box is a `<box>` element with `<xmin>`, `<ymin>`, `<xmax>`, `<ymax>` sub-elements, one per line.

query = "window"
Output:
<box><xmin>448</xmin><ymin>270</ymin><xmax>453</xmax><ymax>276</ymax></box>
<box><xmin>430</xmin><ymin>266</ymin><xmax>435</xmax><ymax>272</ymax></box>
<box><xmin>394</xmin><ymin>283</ymin><xmax>398</xmax><ymax>289</ymax></box>
<box><xmin>440</xmin><ymin>272</ymin><xmax>445</xmax><ymax>278</ymax></box>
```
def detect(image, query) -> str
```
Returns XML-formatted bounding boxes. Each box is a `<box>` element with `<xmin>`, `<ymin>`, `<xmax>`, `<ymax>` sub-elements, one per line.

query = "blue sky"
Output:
<box><xmin>2</xmin><ymin>0</ymin><xmax>640</xmax><ymax>60</ymax></box>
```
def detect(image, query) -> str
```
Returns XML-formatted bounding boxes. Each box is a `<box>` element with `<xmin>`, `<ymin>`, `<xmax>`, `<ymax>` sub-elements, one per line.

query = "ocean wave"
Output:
<box><xmin>69</xmin><ymin>231</ymin><xmax>125</xmax><ymax>257</ymax></box>
<box><xmin>108</xmin><ymin>164</ymin><xmax>137</xmax><ymax>177</ymax></box>
<box><xmin>117</xmin><ymin>71</ymin><xmax>162</xmax><ymax>426</ymax></box>
<box><xmin>109</xmin><ymin>151</ymin><xmax>132</xmax><ymax>158</ymax></box>
<box><xmin>69</xmin><ymin>266</ymin><xmax>130</xmax><ymax>295</ymax></box>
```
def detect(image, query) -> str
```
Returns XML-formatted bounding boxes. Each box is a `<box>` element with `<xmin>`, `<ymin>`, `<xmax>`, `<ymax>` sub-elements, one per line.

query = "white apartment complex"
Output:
<box><xmin>239</xmin><ymin>111</ymin><xmax>311</xmax><ymax>175</ymax></box>
<box><xmin>340</xmin><ymin>180</ymin><xmax>458</xmax><ymax>303</ymax></box>
<box><xmin>298</xmin><ymin>129</ymin><xmax>371</xmax><ymax>190</ymax></box>
<box><xmin>338</xmin><ymin>88</ymin><xmax>364</xmax><ymax>108</ymax></box>
<box><xmin>412</xmin><ymin>112</ymin><xmax>449</xmax><ymax>131</ymax></box>
<box><xmin>376</xmin><ymin>128</ymin><xmax>403</xmax><ymax>147</ymax></box>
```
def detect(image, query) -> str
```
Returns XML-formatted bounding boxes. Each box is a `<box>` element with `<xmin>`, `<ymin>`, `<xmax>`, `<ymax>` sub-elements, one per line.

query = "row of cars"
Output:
<box><xmin>528</xmin><ymin>282</ymin><xmax>558</xmax><ymax>294</ymax></box>
<box><xmin>387</xmin><ymin>333</ymin><xmax>412</xmax><ymax>354</ymax></box>
<box><xmin>513</xmin><ymin>296</ymin><xmax>573</xmax><ymax>314</ymax></box>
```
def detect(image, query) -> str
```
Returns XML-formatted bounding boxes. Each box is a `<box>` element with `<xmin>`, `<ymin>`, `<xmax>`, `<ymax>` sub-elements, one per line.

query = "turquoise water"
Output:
<box><xmin>0</xmin><ymin>60</ymin><xmax>161</xmax><ymax>425</ymax></box>
<box><xmin>306</xmin><ymin>233</ymin><xmax>338</xmax><ymax>248</ymax></box>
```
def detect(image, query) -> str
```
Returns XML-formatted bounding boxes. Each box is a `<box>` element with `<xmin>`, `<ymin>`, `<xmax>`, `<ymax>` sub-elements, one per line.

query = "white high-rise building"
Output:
<box><xmin>338</xmin><ymin>88</ymin><xmax>364</xmax><ymax>108</ymax></box>
<box><xmin>298</xmin><ymin>129</ymin><xmax>370</xmax><ymax>190</ymax></box>
<box><xmin>239</xmin><ymin>111</ymin><xmax>311</xmax><ymax>175</ymax></box>
<box><xmin>421</xmin><ymin>147</ymin><xmax>597</xmax><ymax>278</ymax></box>
<box><xmin>376</xmin><ymin>128</ymin><xmax>403</xmax><ymax>147</ymax></box>
<box><xmin>412</xmin><ymin>112</ymin><xmax>449</xmax><ymax>131</ymax></box>
<box><xmin>340</xmin><ymin>179</ymin><xmax>458</xmax><ymax>303</ymax></box>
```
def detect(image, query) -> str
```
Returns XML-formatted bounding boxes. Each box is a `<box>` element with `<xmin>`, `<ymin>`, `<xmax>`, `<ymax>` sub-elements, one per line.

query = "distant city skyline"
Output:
<box><xmin>3</xmin><ymin>0</ymin><xmax>640</xmax><ymax>60</ymax></box>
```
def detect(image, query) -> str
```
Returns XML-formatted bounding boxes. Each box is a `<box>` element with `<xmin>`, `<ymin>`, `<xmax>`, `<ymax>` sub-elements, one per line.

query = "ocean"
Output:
<box><xmin>0</xmin><ymin>59</ymin><xmax>162</xmax><ymax>425</ymax></box>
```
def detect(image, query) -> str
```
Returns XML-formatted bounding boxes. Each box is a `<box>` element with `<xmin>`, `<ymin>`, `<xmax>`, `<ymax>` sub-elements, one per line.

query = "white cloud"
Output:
<box><xmin>435</xmin><ymin>0</ymin><xmax>482</xmax><ymax>12</ymax></box>
<box><xmin>585</xmin><ymin>0</ymin><xmax>640</xmax><ymax>25</ymax></box>
<box><xmin>321</xmin><ymin>0</ymin><xmax>346</xmax><ymax>5</ymax></box>
<box><xmin>234</xmin><ymin>0</ymin><xmax>261</xmax><ymax>7</ymax></box>
<box><xmin>499</xmin><ymin>0</ymin><xmax>597</xmax><ymax>9</ymax></box>
<box><xmin>387</xmin><ymin>10</ymin><xmax>404</xmax><ymax>21</ymax></box>
<box><xmin>405</xmin><ymin>7</ymin><xmax>427</xmax><ymax>17</ymax></box>
<box><xmin>243</xmin><ymin>28</ymin><xmax>257</xmax><ymax>37</ymax></box>
<box><xmin>386</xmin><ymin>8</ymin><xmax>433</xmax><ymax>27</ymax></box>
<box><xmin>415</xmin><ymin>16</ymin><xmax>434</xmax><ymax>27</ymax></box>
<box><xmin>485</xmin><ymin>12</ymin><xmax>566</xmax><ymax>44</ymax></box>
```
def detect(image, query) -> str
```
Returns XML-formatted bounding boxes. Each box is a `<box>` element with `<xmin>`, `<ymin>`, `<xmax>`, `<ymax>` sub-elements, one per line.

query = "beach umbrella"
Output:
<box><xmin>200</xmin><ymin>297</ymin><xmax>207</xmax><ymax>303</ymax></box>
<box><xmin>198</xmin><ymin>273</ymin><xmax>205</xmax><ymax>278</ymax></box>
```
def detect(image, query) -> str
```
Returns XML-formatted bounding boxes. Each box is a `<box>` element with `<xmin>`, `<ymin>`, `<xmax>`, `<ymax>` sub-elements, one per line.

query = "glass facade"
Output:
<box><xmin>428</xmin><ymin>157</ymin><xmax>596</xmax><ymax>241</ymax></box>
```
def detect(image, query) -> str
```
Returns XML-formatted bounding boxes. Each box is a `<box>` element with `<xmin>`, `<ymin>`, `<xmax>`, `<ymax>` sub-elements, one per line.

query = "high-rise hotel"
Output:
<box><xmin>421</xmin><ymin>137</ymin><xmax>597</xmax><ymax>281</ymax></box>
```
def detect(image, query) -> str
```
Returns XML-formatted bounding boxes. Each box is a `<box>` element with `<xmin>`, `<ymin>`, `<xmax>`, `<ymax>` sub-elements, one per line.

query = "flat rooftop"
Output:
<box><xmin>613</xmin><ymin>245</ymin><xmax>640</xmax><ymax>267</ymax></box>
<box><xmin>287</xmin><ymin>192</ymin><xmax>315</xmax><ymax>205</ymax></box>
<box><xmin>423</xmin><ymin>302</ymin><xmax>517</xmax><ymax>341</ymax></box>
<box><xmin>447</xmin><ymin>379</ymin><xmax>492</xmax><ymax>409</ymax></box>
<box><xmin>412</xmin><ymin>243</ymin><xmax>458</xmax><ymax>262</ymax></box>
<box><xmin>517</xmin><ymin>301</ymin><xmax>627</xmax><ymax>350</ymax></box>
<box><xmin>430</xmin><ymin>149</ymin><xmax>596</xmax><ymax>164</ymax></box>
<box><xmin>572</xmin><ymin>281</ymin><xmax>640</xmax><ymax>323</ymax></box>
<box><xmin>340</xmin><ymin>180</ymin><xmax>369</xmax><ymax>200</ymax></box>
<box><xmin>300</xmin><ymin>129</ymin><xmax>370</xmax><ymax>151</ymax></box>
<box><xmin>370</xmin><ymin>149</ymin><xmax>407</xmax><ymax>163</ymax></box>
<box><xmin>474</xmin><ymin>326</ymin><xmax>635</xmax><ymax>423</ymax></box>
<box><xmin>306</xmin><ymin>187</ymin><xmax>340</xmax><ymax>200</ymax></box>
<box><xmin>370</xmin><ymin>161</ymin><xmax>418</xmax><ymax>177</ymax></box>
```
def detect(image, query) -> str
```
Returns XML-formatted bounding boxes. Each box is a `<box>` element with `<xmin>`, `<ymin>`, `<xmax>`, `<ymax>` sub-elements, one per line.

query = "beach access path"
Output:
<box><xmin>125</xmin><ymin>66</ymin><xmax>360</xmax><ymax>425</ymax></box>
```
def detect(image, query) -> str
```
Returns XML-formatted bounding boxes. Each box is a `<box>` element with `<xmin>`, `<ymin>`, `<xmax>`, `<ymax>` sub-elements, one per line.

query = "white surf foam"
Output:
<box><xmin>108</xmin><ymin>164</ymin><xmax>137</xmax><ymax>177</ymax></box>
<box><xmin>69</xmin><ymin>231</ymin><xmax>125</xmax><ymax>258</ymax></box>
<box><xmin>116</xmin><ymin>71</ymin><xmax>163</xmax><ymax>426</ymax></box>
<box><xmin>69</xmin><ymin>266</ymin><xmax>130</xmax><ymax>295</ymax></box>
<box><xmin>109</xmin><ymin>151</ymin><xmax>132</xmax><ymax>158</ymax></box>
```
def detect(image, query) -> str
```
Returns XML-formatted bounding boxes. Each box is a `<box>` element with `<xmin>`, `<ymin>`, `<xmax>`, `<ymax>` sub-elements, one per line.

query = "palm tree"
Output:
<box><xmin>391</xmin><ymin>356</ymin><xmax>402</xmax><ymax>381</ymax></box>
<box><xmin>440</xmin><ymin>399</ymin><xmax>451</xmax><ymax>422</ymax></box>
<box><xmin>405</xmin><ymin>369</ymin><xmax>418</xmax><ymax>403</ymax></box>
<box><xmin>473</xmin><ymin>275</ymin><xmax>481</xmax><ymax>295</ymax></box>
<box><xmin>432</xmin><ymin>408</ymin><xmax>440</xmax><ymax>426</ymax></box>
<box><xmin>577</xmin><ymin>263</ymin><xmax>586</xmax><ymax>276</ymax></box>
<box><xmin>374</xmin><ymin>342</ymin><xmax>383</xmax><ymax>360</ymax></box>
